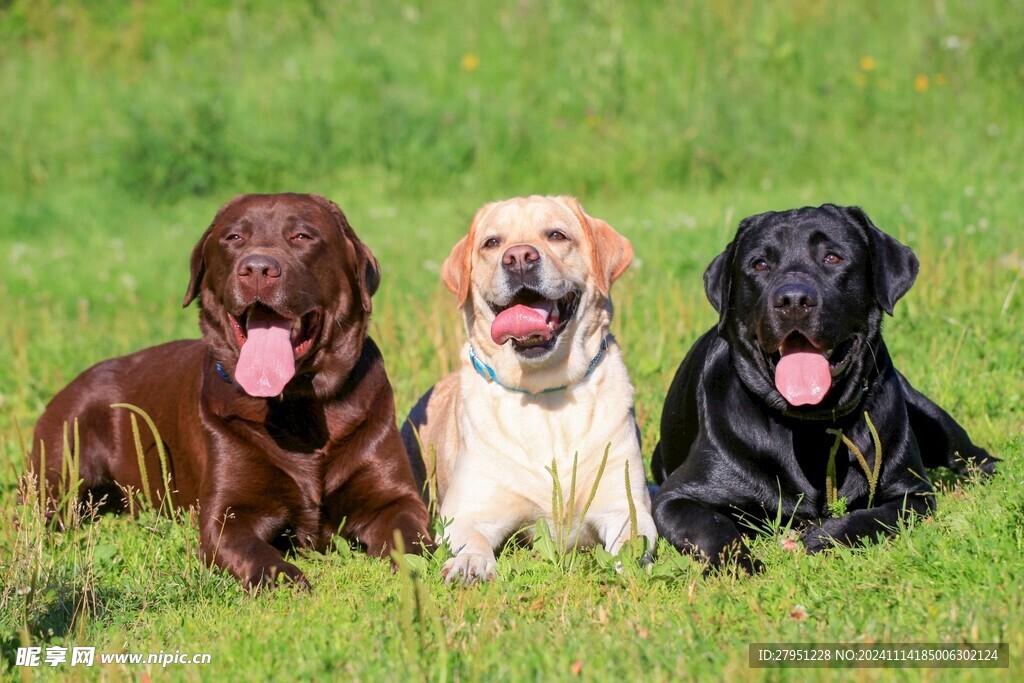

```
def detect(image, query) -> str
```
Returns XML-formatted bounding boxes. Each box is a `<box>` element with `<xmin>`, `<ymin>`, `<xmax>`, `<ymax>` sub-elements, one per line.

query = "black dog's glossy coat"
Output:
<box><xmin>651</xmin><ymin>204</ymin><xmax>995</xmax><ymax>570</ymax></box>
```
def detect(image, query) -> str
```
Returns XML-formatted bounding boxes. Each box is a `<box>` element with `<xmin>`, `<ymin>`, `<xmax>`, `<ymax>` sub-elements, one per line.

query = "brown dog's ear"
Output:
<box><xmin>183</xmin><ymin>226</ymin><xmax>213</xmax><ymax>308</ymax></box>
<box><xmin>184</xmin><ymin>195</ymin><xmax>251</xmax><ymax>308</ymax></box>
<box><xmin>310</xmin><ymin>194</ymin><xmax>381</xmax><ymax>313</ymax></box>
<box><xmin>838</xmin><ymin>205</ymin><xmax>919</xmax><ymax>315</ymax></box>
<box><xmin>357</xmin><ymin>242</ymin><xmax>381</xmax><ymax>313</ymax></box>
<box><xmin>558</xmin><ymin>196</ymin><xmax>633</xmax><ymax>297</ymax></box>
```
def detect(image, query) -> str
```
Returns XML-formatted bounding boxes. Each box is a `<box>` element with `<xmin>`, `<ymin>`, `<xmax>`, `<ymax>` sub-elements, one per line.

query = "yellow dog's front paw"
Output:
<box><xmin>441</xmin><ymin>553</ymin><xmax>496</xmax><ymax>585</ymax></box>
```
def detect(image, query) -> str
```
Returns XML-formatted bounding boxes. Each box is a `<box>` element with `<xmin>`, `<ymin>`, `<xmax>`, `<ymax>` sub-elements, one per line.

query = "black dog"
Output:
<box><xmin>651</xmin><ymin>204</ymin><xmax>996</xmax><ymax>571</ymax></box>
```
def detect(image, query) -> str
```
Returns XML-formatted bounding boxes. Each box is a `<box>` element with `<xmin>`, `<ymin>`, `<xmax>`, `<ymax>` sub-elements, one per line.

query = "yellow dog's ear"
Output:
<box><xmin>442</xmin><ymin>203</ymin><xmax>495</xmax><ymax>308</ymax></box>
<box><xmin>556</xmin><ymin>196</ymin><xmax>633</xmax><ymax>297</ymax></box>
<box><xmin>441</xmin><ymin>235</ymin><xmax>470</xmax><ymax>307</ymax></box>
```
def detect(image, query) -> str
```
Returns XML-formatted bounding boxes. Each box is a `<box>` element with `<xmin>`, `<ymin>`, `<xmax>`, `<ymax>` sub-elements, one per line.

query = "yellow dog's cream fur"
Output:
<box><xmin>415</xmin><ymin>196</ymin><xmax>656</xmax><ymax>583</ymax></box>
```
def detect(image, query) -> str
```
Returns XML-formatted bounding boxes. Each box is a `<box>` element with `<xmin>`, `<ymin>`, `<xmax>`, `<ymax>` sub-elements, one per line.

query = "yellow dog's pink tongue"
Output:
<box><xmin>235</xmin><ymin>309</ymin><xmax>296</xmax><ymax>397</ymax></box>
<box><xmin>491</xmin><ymin>302</ymin><xmax>554</xmax><ymax>345</ymax></box>
<box><xmin>775</xmin><ymin>351</ymin><xmax>831</xmax><ymax>406</ymax></box>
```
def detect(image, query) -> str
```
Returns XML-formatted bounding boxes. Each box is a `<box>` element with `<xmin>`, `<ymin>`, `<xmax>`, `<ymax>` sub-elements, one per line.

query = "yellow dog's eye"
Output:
<box><xmin>482</xmin><ymin>236</ymin><xmax>501</xmax><ymax>249</ymax></box>
<box><xmin>547</xmin><ymin>230</ymin><xmax>568</xmax><ymax>241</ymax></box>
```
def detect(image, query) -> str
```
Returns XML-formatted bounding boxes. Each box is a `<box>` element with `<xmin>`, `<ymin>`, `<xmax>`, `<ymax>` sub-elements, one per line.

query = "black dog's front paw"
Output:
<box><xmin>802</xmin><ymin>512</ymin><xmax>884</xmax><ymax>553</ymax></box>
<box><xmin>699</xmin><ymin>540</ymin><xmax>764</xmax><ymax>576</ymax></box>
<box><xmin>951</xmin><ymin>446</ymin><xmax>999</xmax><ymax>477</ymax></box>
<box><xmin>800</xmin><ymin>519</ymin><xmax>845</xmax><ymax>554</ymax></box>
<box><xmin>732</xmin><ymin>550</ymin><xmax>766</xmax><ymax>576</ymax></box>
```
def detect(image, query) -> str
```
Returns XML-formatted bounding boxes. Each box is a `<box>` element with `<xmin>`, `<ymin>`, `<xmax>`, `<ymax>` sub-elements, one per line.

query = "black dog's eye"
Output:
<box><xmin>547</xmin><ymin>229</ymin><xmax>569</xmax><ymax>242</ymax></box>
<box><xmin>752</xmin><ymin>259</ymin><xmax>771</xmax><ymax>272</ymax></box>
<box><xmin>824</xmin><ymin>253</ymin><xmax>843</xmax><ymax>265</ymax></box>
<box><xmin>482</xmin><ymin>236</ymin><xmax>501</xmax><ymax>249</ymax></box>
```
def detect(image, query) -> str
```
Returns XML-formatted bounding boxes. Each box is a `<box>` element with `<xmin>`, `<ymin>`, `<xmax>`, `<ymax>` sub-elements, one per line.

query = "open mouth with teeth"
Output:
<box><xmin>766</xmin><ymin>332</ymin><xmax>858</xmax><ymax>406</ymax></box>
<box><xmin>228</xmin><ymin>304</ymin><xmax>323</xmax><ymax>397</ymax></box>
<box><xmin>487</xmin><ymin>288</ymin><xmax>580</xmax><ymax>358</ymax></box>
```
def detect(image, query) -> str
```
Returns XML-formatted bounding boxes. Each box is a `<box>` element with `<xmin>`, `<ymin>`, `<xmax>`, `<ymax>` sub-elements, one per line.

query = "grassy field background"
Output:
<box><xmin>1</xmin><ymin>0</ymin><xmax>1022</xmax><ymax>680</ymax></box>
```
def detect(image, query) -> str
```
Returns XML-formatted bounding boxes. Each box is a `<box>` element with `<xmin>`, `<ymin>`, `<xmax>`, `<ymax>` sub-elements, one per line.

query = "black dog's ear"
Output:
<box><xmin>842</xmin><ymin>205</ymin><xmax>919</xmax><ymax>315</ymax></box>
<box><xmin>703</xmin><ymin>243</ymin><xmax>734</xmax><ymax>318</ymax></box>
<box><xmin>704</xmin><ymin>213</ymin><xmax>764</xmax><ymax>326</ymax></box>
<box><xmin>183</xmin><ymin>226</ymin><xmax>213</xmax><ymax>308</ymax></box>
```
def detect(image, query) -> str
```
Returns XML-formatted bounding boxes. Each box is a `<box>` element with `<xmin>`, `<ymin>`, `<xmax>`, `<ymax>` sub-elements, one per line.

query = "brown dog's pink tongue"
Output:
<box><xmin>235</xmin><ymin>309</ymin><xmax>296</xmax><ymax>397</ymax></box>
<box><xmin>775</xmin><ymin>351</ymin><xmax>831</xmax><ymax>406</ymax></box>
<box><xmin>490</xmin><ymin>302</ymin><xmax>554</xmax><ymax>345</ymax></box>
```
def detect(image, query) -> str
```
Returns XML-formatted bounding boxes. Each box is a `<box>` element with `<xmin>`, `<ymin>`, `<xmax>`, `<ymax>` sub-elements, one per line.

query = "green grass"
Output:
<box><xmin>1</xmin><ymin>0</ymin><xmax>1022</xmax><ymax>680</ymax></box>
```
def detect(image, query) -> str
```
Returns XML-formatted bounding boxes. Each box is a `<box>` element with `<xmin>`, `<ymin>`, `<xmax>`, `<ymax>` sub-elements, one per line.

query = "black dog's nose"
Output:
<box><xmin>237</xmin><ymin>254</ymin><xmax>282</xmax><ymax>279</ymax></box>
<box><xmin>772</xmin><ymin>282</ymin><xmax>818</xmax><ymax>317</ymax></box>
<box><xmin>502</xmin><ymin>244</ymin><xmax>540</xmax><ymax>274</ymax></box>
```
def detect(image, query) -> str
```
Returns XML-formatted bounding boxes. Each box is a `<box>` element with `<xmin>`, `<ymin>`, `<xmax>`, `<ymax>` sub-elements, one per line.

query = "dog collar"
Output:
<box><xmin>468</xmin><ymin>337</ymin><xmax>608</xmax><ymax>395</ymax></box>
<box><xmin>214</xmin><ymin>362</ymin><xmax>234</xmax><ymax>384</ymax></box>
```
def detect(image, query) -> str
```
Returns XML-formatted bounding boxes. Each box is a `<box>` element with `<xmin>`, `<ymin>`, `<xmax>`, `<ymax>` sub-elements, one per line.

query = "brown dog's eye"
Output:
<box><xmin>547</xmin><ymin>230</ymin><xmax>568</xmax><ymax>242</ymax></box>
<box><xmin>824</xmin><ymin>253</ymin><xmax>843</xmax><ymax>265</ymax></box>
<box><xmin>224</xmin><ymin>233</ymin><xmax>243</xmax><ymax>242</ymax></box>
<box><xmin>752</xmin><ymin>259</ymin><xmax>770</xmax><ymax>272</ymax></box>
<box><xmin>292</xmin><ymin>232</ymin><xmax>315</xmax><ymax>242</ymax></box>
<box><xmin>482</xmin><ymin>237</ymin><xmax>501</xmax><ymax>249</ymax></box>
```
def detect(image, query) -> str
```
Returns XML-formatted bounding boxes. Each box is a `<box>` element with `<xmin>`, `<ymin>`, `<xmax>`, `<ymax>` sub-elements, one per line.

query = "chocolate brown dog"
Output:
<box><xmin>30</xmin><ymin>193</ymin><xmax>430</xmax><ymax>589</ymax></box>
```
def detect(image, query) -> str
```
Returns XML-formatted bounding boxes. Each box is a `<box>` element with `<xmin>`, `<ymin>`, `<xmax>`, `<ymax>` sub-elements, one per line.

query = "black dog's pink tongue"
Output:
<box><xmin>775</xmin><ymin>344</ymin><xmax>831</xmax><ymax>406</ymax></box>
<box><xmin>235</xmin><ymin>308</ymin><xmax>296</xmax><ymax>397</ymax></box>
<box><xmin>490</xmin><ymin>302</ymin><xmax>554</xmax><ymax>345</ymax></box>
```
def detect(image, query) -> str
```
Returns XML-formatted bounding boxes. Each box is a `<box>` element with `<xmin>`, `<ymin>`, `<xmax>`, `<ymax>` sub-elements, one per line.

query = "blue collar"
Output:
<box><xmin>468</xmin><ymin>337</ymin><xmax>608</xmax><ymax>395</ymax></box>
<box><xmin>215</xmin><ymin>362</ymin><xmax>233</xmax><ymax>384</ymax></box>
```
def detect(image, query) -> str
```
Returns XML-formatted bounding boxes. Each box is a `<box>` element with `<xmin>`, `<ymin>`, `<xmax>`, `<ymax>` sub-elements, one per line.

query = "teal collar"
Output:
<box><xmin>468</xmin><ymin>337</ymin><xmax>609</xmax><ymax>395</ymax></box>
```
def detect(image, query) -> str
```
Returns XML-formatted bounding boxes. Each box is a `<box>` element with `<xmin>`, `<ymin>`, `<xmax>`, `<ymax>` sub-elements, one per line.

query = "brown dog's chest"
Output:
<box><xmin>203</xmin><ymin>377</ymin><xmax>372</xmax><ymax>549</ymax></box>
<box><xmin>239</xmin><ymin>416</ymin><xmax>366</xmax><ymax>552</ymax></box>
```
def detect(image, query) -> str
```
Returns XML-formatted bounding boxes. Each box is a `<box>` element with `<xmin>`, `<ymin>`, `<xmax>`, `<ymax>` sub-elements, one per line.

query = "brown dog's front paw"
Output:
<box><xmin>245</xmin><ymin>563</ymin><xmax>310</xmax><ymax>592</ymax></box>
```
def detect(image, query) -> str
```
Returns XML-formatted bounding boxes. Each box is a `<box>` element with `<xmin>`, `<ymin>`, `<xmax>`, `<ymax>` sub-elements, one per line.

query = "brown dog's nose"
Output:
<box><xmin>502</xmin><ymin>244</ymin><xmax>540</xmax><ymax>274</ymax></box>
<box><xmin>237</xmin><ymin>254</ymin><xmax>282</xmax><ymax>279</ymax></box>
<box><xmin>772</xmin><ymin>282</ymin><xmax>818</xmax><ymax>318</ymax></box>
